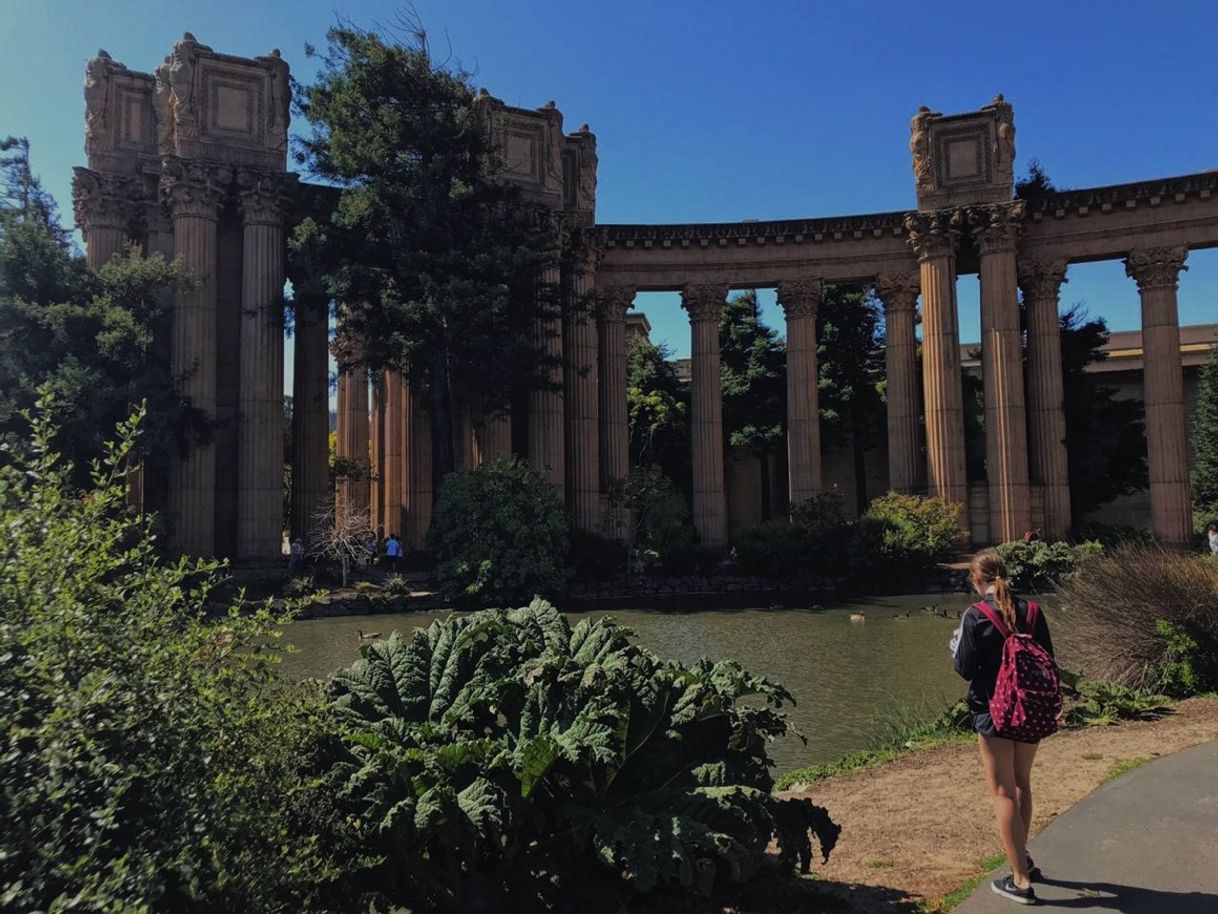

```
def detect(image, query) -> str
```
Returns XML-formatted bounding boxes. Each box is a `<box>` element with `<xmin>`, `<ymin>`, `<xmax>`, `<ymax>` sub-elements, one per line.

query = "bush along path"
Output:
<box><xmin>780</xmin><ymin>696</ymin><xmax>1218</xmax><ymax>913</ymax></box>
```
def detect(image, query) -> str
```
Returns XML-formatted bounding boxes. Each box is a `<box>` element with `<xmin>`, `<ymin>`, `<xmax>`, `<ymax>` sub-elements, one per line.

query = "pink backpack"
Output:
<box><xmin>972</xmin><ymin>601</ymin><xmax>1062</xmax><ymax>741</ymax></box>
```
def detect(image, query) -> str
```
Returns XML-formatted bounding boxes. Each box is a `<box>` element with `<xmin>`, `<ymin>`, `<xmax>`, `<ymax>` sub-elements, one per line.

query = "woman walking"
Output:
<box><xmin>951</xmin><ymin>549</ymin><xmax>1061</xmax><ymax>905</ymax></box>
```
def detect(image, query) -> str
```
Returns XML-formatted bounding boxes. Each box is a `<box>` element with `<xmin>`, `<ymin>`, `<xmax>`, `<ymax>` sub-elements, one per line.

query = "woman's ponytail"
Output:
<box><xmin>992</xmin><ymin>575</ymin><xmax>1017</xmax><ymax>633</ymax></box>
<box><xmin>969</xmin><ymin>549</ymin><xmax>1019</xmax><ymax>632</ymax></box>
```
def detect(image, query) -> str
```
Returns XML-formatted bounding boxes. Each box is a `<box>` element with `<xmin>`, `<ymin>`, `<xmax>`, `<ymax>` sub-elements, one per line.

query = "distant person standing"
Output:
<box><xmin>1208</xmin><ymin>523</ymin><xmax>1218</xmax><ymax>555</ymax></box>
<box><xmin>364</xmin><ymin>534</ymin><xmax>378</xmax><ymax>567</ymax></box>
<box><xmin>288</xmin><ymin>537</ymin><xmax>304</xmax><ymax>571</ymax></box>
<box><xmin>385</xmin><ymin>533</ymin><xmax>403</xmax><ymax>572</ymax></box>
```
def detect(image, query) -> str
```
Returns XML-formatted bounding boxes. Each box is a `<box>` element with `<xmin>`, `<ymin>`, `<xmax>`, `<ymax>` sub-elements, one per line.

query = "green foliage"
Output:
<box><xmin>659</xmin><ymin>543</ymin><xmax>723</xmax><ymax>576</ymax></box>
<box><xmin>428</xmin><ymin>457</ymin><xmax>570</xmax><ymax>606</ymax></box>
<box><xmin>1192</xmin><ymin>343</ymin><xmax>1218</xmax><ymax>510</ymax></box>
<box><xmin>609</xmin><ymin>466</ymin><xmax>700</xmax><ymax>569</ymax></box>
<box><xmin>1152</xmin><ymin>619</ymin><xmax>1210</xmax><ymax>697</ymax></box>
<box><xmin>1103</xmin><ymin>756</ymin><xmax>1150</xmax><ymax>783</ymax></box>
<box><xmin>0</xmin><ymin>223</ymin><xmax>204</xmax><ymax>487</ymax></box>
<box><xmin>296</xmin><ymin>21</ymin><xmax>555</xmax><ymax>477</ymax></box>
<box><xmin>734</xmin><ymin>521</ymin><xmax>810</xmax><ymax>578</ymax></box>
<box><xmin>993</xmin><ymin>539</ymin><xmax>1102</xmax><ymax>592</ymax></box>
<box><xmin>322</xmin><ymin>599</ymin><xmax>839</xmax><ymax>913</ymax></box>
<box><xmin>1061</xmin><ymin>679</ymin><xmax>1170</xmax><ymax>728</ymax></box>
<box><xmin>1013</xmin><ymin>158</ymin><xmax>1060</xmax><ymax>199</ymax></box>
<box><xmin>0</xmin><ymin>399</ymin><xmax>359</xmax><ymax>913</ymax></box>
<box><xmin>721</xmin><ymin>291</ymin><xmax>785</xmax><ymax>457</ymax></box>
<box><xmin>791</xmin><ymin>492</ymin><xmax>852</xmax><ymax>574</ymax></box>
<box><xmin>1070</xmin><ymin>521</ymin><xmax>1157</xmax><ymax>549</ymax></box>
<box><xmin>851</xmin><ymin>492</ymin><xmax>965</xmax><ymax>576</ymax></box>
<box><xmin>627</xmin><ymin>337</ymin><xmax>691</xmax><ymax>487</ymax></box>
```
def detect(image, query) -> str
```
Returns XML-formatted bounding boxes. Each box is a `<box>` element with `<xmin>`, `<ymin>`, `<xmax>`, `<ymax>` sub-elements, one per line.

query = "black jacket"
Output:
<box><xmin>952</xmin><ymin>596</ymin><xmax>1054</xmax><ymax>714</ymax></box>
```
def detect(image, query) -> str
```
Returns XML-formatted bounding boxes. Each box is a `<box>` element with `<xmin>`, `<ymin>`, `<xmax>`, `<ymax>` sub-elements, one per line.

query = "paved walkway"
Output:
<box><xmin>956</xmin><ymin>739</ymin><xmax>1218</xmax><ymax>912</ymax></box>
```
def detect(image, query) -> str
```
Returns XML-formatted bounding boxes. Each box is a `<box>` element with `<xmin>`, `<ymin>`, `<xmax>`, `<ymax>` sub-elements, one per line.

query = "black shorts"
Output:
<box><xmin>973</xmin><ymin>711</ymin><xmax>1041</xmax><ymax>743</ymax></box>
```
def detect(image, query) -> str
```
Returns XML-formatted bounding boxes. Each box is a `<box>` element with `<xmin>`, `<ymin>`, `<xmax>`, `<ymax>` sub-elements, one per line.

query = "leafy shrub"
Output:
<box><xmin>994</xmin><ymin>539</ymin><xmax>1102</xmax><ymax>592</ymax></box>
<box><xmin>428</xmin><ymin>457</ymin><xmax>570</xmax><ymax>607</ymax></box>
<box><xmin>321</xmin><ymin>600</ymin><xmax>839</xmax><ymax>913</ymax></box>
<box><xmin>1070</xmin><ymin>522</ymin><xmax>1157</xmax><ymax>549</ymax></box>
<box><xmin>0</xmin><ymin>400</ymin><xmax>358</xmax><ymax>914</ymax></box>
<box><xmin>381</xmin><ymin>573</ymin><xmax>414</xmax><ymax>599</ymax></box>
<box><xmin>1056</xmin><ymin>545</ymin><xmax>1218</xmax><ymax>693</ymax></box>
<box><xmin>1153</xmin><ymin>619</ymin><xmax>1209</xmax><ymax>697</ymax></box>
<box><xmin>790</xmin><ymin>492</ymin><xmax>851</xmax><ymax>574</ymax></box>
<box><xmin>660</xmin><ymin>542</ymin><xmax>722</xmax><ymax>576</ymax></box>
<box><xmin>850</xmin><ymin>492</ymin><xmax>965</xmax><ymax>576</ymax></box>
<box><xmin>734</xmin><ymin>521</ymin><xmax>810</xmax><ymax>578</ymax></box>
<box><xmin>569</xmin><ymin>527</ymin><xmax>628</xmax><ymax>581</ymax></box>
<box><xmin>609</xmin><ymin>466</ymin><xmax>699</xmax><ymax>563</ymax></box>
<box><xmin>1061</xmin><ymin>678</ymin><xmax>1170</xmax><ymax>728</ymax></box>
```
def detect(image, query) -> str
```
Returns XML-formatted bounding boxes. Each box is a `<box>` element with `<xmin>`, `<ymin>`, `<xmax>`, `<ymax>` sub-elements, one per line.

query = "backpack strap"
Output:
<box><xmin>1024</xmin><ymin>601</ymin><xmax>1040</xmax><ymax>633</ymax></box>
<box><xmin>971</xmin><ymin>601</ymin><xmax>1013</xmax><ymax>639</ymax></box>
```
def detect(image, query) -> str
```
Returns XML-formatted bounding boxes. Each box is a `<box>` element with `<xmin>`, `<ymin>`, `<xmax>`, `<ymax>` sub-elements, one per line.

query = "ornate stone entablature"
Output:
<box><xmin>596</xmin><ymin>284</ymin><xmax>636</xmax><ymax>321</ymax></box>
<box><xmin>1023</xmin><ymin>171</ymin><xmax>1218</xmax><ymax>221</ymax></box>
<box><xmin>475</xmin><ymin>90</ymin><xmax>567</xmax><ymax>208</ymax></box>
<box><xmin>237</xmin><ymin>168</ymin><xmax>296</xmax><ymax>225</ymax></box>
<box><xmin>1124</xmin><ymin>246</ymin><xmax>1189</xmax><ymax>293</ymax></box>
<box><xmin>905</xmin><ymin>209</ymin><xmax>962</xmax><ymax>261</ymax></box>
<box><xmin>562</xmin><ymin>123</ymin><xmax>597</xmax><ymax>222</ymax></box>
<box><xmin>600</xmin><ymin>210</ymin><xmax>910</xmax><ymax>250</ymax></box>
<box><xmin>776</xmin><ymin>279</ymin><xmax>822</xmax><ymax>319</ymax></box>
<box><xmin>875</xmin><ymin>271</ymin><xmax>920</xmax><ymax>311</ymax></box>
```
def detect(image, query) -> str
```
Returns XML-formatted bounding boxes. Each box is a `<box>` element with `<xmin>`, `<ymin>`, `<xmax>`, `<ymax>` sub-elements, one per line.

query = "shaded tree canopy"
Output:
<box><xmin>1014</xmin><ymin>158</ymin><xmax>1062</xmax><ymax>199</ymax></box>
<box><xmin>1059</xmin><ymin>305</ymin><xmax>1148</xmax><ymax>520</ymax></box>
<box><xmin>295</xmin><ymin>19</ymin><xmax>557</xmax><ymax>477</ymax></box>
<box><xmin>0</xmin><ymin>216</ymin><xmax>203</xmax><ymax>487</ymax></box>
<box><xmin>626</xmin><ymin>336</ymin><xmax>689</xmax><ymax>489</ymax></box>
<box><xmin>720</xmin><ymin>290</ymin><xmax>785</xmax><ymax>455</ymax></box>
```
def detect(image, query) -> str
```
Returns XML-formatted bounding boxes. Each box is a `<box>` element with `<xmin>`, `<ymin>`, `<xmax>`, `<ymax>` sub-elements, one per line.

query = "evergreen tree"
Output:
<box><xmin>295</xmin><ymin>19</ymin><xmax>555</xmax><ymax>482</ymax></box>
<box><xmin>1059</xmin><ymin>305</ymin><xmax>1148</xmax><ymax>520</ymax></box>
<box><xmin>626</xmin><ymin>336</ymin><xmax>690</xmax><ymax>490</ymax></box>
<box><xmin>0</xmin><ymin>218</ymin><xmax>204</xmax><ymax>487</ymax></box>
<box><xmin>720</xmin><ymin>291</ymin><xmax>785</xmax><ymax>519</ymax></box>
<box><xmin>817</xmin><ymin>285</ymin><xmax>885</xmax><ymax>512</ymax></box>
<box><xmin>1192</xmin><ymin>343</ymin><xmax>1218</xmax><ymax>509</ymax></box>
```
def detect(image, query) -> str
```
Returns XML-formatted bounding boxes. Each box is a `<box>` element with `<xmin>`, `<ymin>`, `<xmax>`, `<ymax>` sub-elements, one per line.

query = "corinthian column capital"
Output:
<box><xmin>237</xmin><ymin>168</ymin><xmax>293</xmax><ymax>226</ymax></box>
<box><xmin>905</xmin><ymin>209</ymin><xmax>961</xmax><ymax>261</ymax></box>
<box><xmin>1124</xmin><ymin>246</ymin><xmax>1189</xmax><ymax>293</ymax></box>
<box><xmin>875</xmin><ymin>271</ymin><xmax>920</xmax><ymax>313</ymax></box>
<box><xmin>776</xmin><ymin>278</ymin><xmax>822</xmax><ymax>319</ymax></box>
<box><xmin>71</xmin><ymin>166</ymin><xmax>141</xmax><ymax>231</ymax></box>
<box><xmin>1017</xmin><ymin>259</ymin><xmax>1068</xmax><ymax>302</ymax></box>
<box><xmin>680</xmin><ymin>283</ymin><xmax>729</xmax><ymax>323</ymax></box>
<box><xmin>160</xmin><ymin>156</ymin><xmax>230</xmax><ymax>221</ymax></box>
<box><xmin>596</xmin><ymin>284</ymin><xmax>635</xmax><ymax>322</ymax></box>
<box><xmin>968</xmin><ymin>200</ymin><xmax>1025</xmax><ymax>255</ymax></box>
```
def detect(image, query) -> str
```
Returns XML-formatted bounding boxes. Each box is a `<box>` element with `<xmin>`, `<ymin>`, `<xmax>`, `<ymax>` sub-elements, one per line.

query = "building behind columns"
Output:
<box><xmin>75</xmin><ymin>38</ymin><xmax>1218</xmax><ymax>555</ymax></box>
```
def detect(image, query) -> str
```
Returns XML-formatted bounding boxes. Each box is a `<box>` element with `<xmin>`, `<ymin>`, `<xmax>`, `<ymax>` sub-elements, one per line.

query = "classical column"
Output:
<box><xmin>236</xmin><ymin>170</ymin><xmax>287</xmax><ymax>559</ymax></box>
<box><xmin>1018</xmin><ymin>259</ymin><xmax>1072</xmax><ymax>538</ymax></box>
<box><xmin>876</xmin><ymin>271</ymin><xmax>922</xmax><ymax>494</ymax></box>
<box><xmin>597</xmin><ymin>285</ymin><xmax>633</xmax><ymax>540</ymax></box>
<box><xmin>529</xmin><ymin>263</ymin><xmax>566</xmax><ymax>491</ymax></box>
<box><xmin>777</xmin><ymin>279</ymin><xmax>823</xmax><ymax>504</ymax></box>
<box><xmin>290</xmin><ymin>291</ymin><xmax>330</xmax><ymax>540</ymax></box>
<box><xmin>681</xmin><ymin>283</ymin><xmax>729</xmax><ymax>545</ymax></box>
<box><xmin>335</xmin><ymin>362</ymin><xmax>370</xmax><ymax>519</ymax></box>
<box><xmin>381</xmin><ymin>371</ymin><xmax>405</xmax><ymax>536</ymax></box>
<box><xmin>563</xmin><ymin>250</ymin><xmax>601</xmax><ymax>531</ymax></box>
<box><xmin>72</xmin><ymin>167</ymin><xmax>137</xmax><ymax>269</ymax></box>
<box><xmin>973</xmin><ymin>203</ymin><xmax>1031</xmax><ymax>544</ymax></box>
<box><xmin>403</xmin><ymin>382</ymin><xmax>433</xmax><ymax>550</ymax></box>
<box><xmin>1125</xmin><ymin>246</ymin><xmax>1192</xmax><ymax>544</ymax></box>
<box><xmin>906</xmin><ymin>211</ymin><xmax>969</xmax><ymax>525</ymax></box>
<box><xmin>162</xmin><ymin>158</ymin><xmax>228</xmax><ymax>556</ymax></box>
<box><xmin>369</xmin><ymin>373</ymin><xmax>384</xmax><ymax>532</ymax></box>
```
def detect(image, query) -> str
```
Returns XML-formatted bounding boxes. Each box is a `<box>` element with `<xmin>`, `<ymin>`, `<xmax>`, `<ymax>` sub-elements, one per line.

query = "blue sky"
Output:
<box><xmin>3</xmin><ymin>0</ymin><xmax>1216</xmax><ymax>370</ymax></box>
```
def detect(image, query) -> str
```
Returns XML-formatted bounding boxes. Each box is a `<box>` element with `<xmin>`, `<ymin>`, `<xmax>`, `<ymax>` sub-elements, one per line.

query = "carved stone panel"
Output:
<box><xmin>912</xmin><ymin>95</ymin><xmax>1016</xmax><ymax>211</ymax></box>
<box><xmin>476</xmin><ymin>90</ymin><xmax>565</xmax><ymax>207</ymax></box>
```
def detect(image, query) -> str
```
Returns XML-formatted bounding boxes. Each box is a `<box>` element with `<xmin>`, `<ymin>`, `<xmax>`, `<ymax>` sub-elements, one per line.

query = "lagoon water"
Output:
<box><xmin>278</xmin><ymin>593</ymin><xmax>977</xmax><ymax>773</ymax></box>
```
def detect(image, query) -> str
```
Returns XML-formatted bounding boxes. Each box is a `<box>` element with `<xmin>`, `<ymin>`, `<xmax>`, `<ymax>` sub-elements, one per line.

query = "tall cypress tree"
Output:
<box><xmin>1192</xmin><ymin>344</ymin><xmax>1218</xmax><ymax>509</ymax></box>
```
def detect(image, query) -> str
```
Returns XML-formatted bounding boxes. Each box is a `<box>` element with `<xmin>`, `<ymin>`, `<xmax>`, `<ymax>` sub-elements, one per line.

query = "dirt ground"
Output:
<box><xmin>782</xmin><ymin>697</ymin><xmax>1218</xmax><ymax>912</ymax></box>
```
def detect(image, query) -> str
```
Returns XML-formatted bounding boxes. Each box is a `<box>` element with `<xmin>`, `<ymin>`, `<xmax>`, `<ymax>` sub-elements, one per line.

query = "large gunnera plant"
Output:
<box><xmin>323</xmin><ymin>600</ymin><xmax>838</xmax><ymax>913</ymax></box>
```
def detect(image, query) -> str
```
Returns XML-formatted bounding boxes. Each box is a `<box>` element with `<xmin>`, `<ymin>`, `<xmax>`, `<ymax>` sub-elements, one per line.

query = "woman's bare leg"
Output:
<box><xmin>979</xmin><ymin>734</ymin><xmax>1030</xmax><ymax>885</ymax></box>
<box><xmin>1013</xmin><ymin>740</ymin><xmax>1040</xmax><ymax>844</ymax></box>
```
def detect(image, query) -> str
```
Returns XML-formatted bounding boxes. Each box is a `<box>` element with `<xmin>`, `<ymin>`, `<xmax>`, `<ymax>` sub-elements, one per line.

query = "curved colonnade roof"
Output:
<box><xmin>593</xmin><ymin>170</ymin><xmax>1218</xmax><ymax>291</ymax></box>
